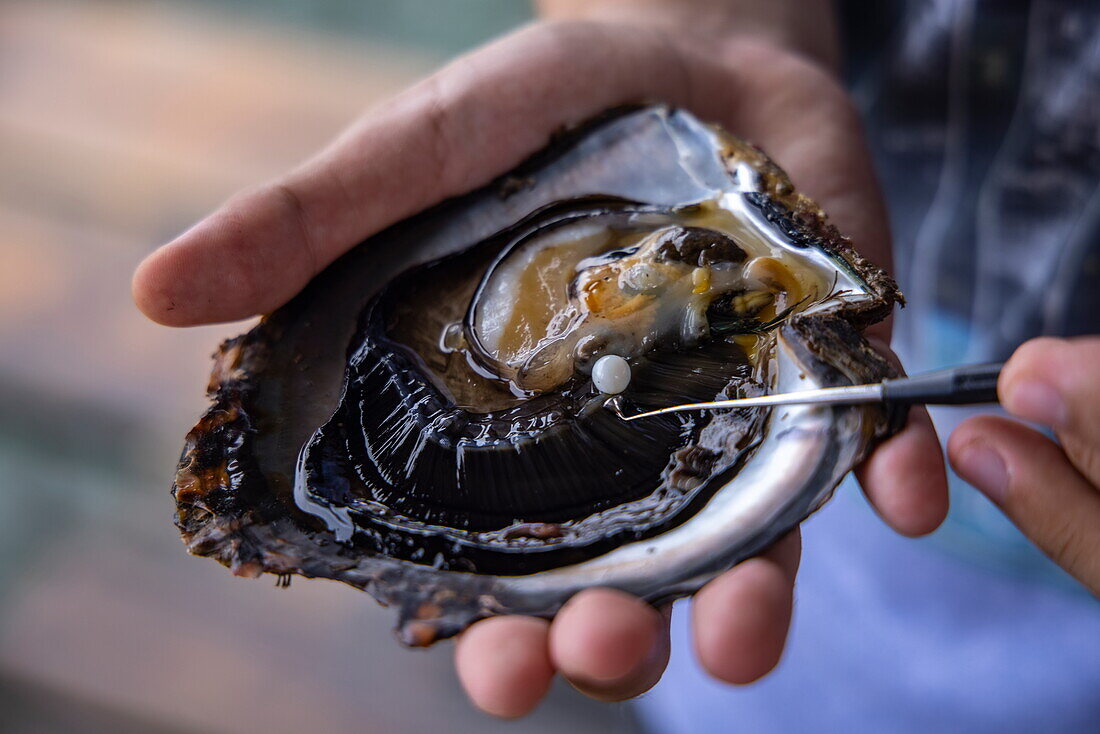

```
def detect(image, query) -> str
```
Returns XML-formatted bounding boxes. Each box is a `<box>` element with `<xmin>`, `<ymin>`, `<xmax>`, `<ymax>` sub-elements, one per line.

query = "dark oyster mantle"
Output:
<box><xmin>173</xmin><ymin>106</ymin><xmax>902</xmax><ymax>646</ymax></box>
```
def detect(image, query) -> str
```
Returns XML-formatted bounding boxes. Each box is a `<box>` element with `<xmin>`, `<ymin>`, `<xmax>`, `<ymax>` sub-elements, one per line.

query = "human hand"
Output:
<box><xmin>949</xmin><ymin>337</ymin><xmax>1100</xmax><ymax>594</ymax></box>
<box><xmin>133</xmin><ymin>18</ymin><xmax>948</xmax><ymax>718</ymax></box>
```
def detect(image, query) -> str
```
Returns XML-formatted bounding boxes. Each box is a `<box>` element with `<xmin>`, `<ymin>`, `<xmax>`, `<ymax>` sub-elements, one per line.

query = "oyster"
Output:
<box><xmin>174</xmin><ymin>106</ymin><xmax>902</xmax><ymax>646</ymax></box>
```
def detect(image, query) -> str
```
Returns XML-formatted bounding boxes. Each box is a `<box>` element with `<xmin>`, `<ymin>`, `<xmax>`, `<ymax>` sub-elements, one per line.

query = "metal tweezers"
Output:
<box><xmin>612</xmin><ymin>362</ymin><xmax>1004</xmax><ymax>421</ymax></box>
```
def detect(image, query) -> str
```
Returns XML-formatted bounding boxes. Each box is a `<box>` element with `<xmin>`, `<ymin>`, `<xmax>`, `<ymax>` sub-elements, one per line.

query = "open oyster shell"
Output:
<box><xmin>174</xmin><ymin>106</ymin><xmax>902</xmax><ymax>646</ymax></box>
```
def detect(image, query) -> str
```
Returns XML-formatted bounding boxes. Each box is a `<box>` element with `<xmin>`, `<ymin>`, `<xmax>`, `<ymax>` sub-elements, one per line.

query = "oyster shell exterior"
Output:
<box><xmin>174</xmin><ymin>106</ymin><xmax>902</xmax><ymax>646</ymax></box>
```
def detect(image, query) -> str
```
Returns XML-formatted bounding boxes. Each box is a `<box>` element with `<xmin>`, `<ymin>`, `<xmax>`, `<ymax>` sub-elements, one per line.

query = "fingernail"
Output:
<box><xmin>1007</xmin><ymin>380</ymin><xmax>1067</xmax><ymax>428</ymax></box>
<box><xmin>955</xmin><ymin>443</ymin><xmax>1008</xmax><ymax>504</ymax></box>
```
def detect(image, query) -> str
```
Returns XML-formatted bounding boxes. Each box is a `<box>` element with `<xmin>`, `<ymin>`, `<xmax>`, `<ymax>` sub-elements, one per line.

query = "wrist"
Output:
<box><xmin>535</xmin><ymin>0</ymin><xmax>840</xmax><ymax>74</ymax></box>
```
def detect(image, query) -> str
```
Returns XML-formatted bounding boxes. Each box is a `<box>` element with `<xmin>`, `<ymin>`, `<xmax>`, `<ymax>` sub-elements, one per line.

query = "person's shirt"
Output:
<box><xmin>845</xmin><ymin>0</ymin><xmax>1100</xmax><ymax>588</ymax></box>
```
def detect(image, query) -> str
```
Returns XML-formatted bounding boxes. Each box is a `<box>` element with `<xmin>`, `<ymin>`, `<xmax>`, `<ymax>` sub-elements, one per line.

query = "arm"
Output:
<box><xmin>537</xmin><ymin>0</ymin><xmax>841</xmax><ymax>72</ymax></box>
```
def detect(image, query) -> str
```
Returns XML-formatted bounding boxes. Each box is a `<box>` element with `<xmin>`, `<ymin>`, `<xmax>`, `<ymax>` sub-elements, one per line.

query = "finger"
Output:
<box><xmin>691</xmin><ymin>529</ymin><xmax>800</xmax><ymax>684</ymax></box>
<box><xmin>134</xmin><ymin>22</ymin><xmax>885</xmax><ymax>326</ymax></box>
<box><xmin>454</xmin><ymin>616</ymin><xmax>554</xmax><ymax>718</ymax></box>
<box><xmin>548</xmin><ymin>587</ymin><xmax>670</xmax><ymax>701</ymax></box>
<box><xmin>855</xmin><ymin>338</ymin><xmax>949</xmax><ymax>537</ymax></box>
<box><xmin>855</xmin><ymin>404</ymin><xmax>949</xmax><ymax>536</ymax></box>
<box><xmin>949</xmin><ymin>415</ymin><xmax>1100</xmax><ymax>592</ymax></box>
<box><xmin>999</xmin><ymin>336</ymin><xmax>1100</xmax><ymax>484</ymax></box>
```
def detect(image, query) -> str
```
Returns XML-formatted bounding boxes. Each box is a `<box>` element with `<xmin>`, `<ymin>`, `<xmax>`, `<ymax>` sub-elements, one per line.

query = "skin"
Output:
<box><xmin>133</xmin><ymin>10</ymin><xmax>954</xmax><ymax>718</ymax></box>
<box><xmin>950</xmin><ymin>337</ymin><xmax>1100</xmax><ymax>594</ymax></box>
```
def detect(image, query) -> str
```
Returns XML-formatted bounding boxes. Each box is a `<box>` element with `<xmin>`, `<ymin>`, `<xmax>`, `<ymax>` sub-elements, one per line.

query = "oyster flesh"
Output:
<box><xmin>174</xmin><ymin>106</ymin><xmax>902</xmax><ymax>646</ymax></box>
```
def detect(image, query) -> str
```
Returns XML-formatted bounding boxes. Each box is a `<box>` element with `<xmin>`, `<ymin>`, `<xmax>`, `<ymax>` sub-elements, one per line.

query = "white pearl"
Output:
<box><xmin>592</xmin><ymin>354</ymin><xmax>631</xmax><ymax>394</ymax></box>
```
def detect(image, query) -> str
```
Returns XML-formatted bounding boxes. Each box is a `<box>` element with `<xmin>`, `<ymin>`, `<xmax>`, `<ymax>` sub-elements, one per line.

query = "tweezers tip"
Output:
<box><xmin>603</xmin><ymin>396</ymin><xmax>655</xmax><ymax>421</ymax></box>
<box><xmin>603</xmin><ymin>396</ymin><xmax>627</xmax><ymax>418</ymax></box>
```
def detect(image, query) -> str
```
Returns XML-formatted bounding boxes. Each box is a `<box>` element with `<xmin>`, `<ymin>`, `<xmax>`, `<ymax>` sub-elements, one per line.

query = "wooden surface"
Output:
<box><xmin>0</xmin><ymin>3</ymin><xmax>638</xmax><ymax>732</ymax></box>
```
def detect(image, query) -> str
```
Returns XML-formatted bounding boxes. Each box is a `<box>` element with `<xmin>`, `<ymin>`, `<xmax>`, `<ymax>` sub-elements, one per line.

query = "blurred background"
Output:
<box><xmin>0</xmin><ymin>1</ymin><xmax>643</xmax><ymax>731</ymax></box>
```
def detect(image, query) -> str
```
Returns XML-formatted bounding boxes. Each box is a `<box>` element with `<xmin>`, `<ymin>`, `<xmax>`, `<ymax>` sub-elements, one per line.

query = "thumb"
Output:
<box><xmin>948</xmin><ymin>415</ymin><xmax>1100</xmax><ymax>594</ymax></box>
